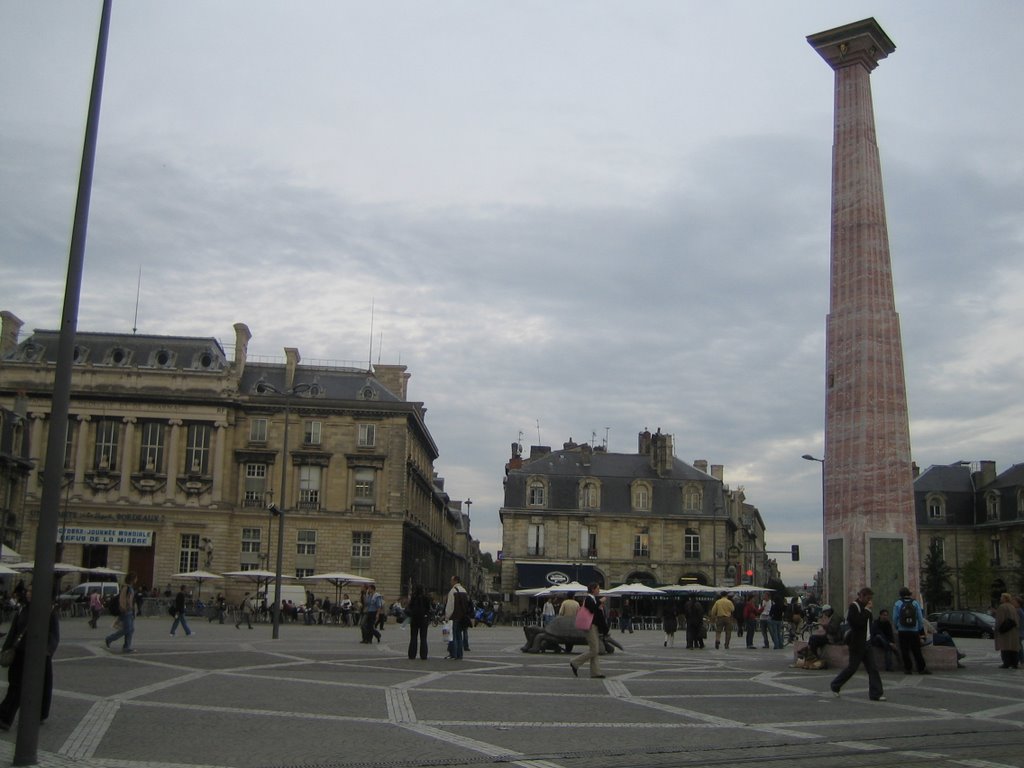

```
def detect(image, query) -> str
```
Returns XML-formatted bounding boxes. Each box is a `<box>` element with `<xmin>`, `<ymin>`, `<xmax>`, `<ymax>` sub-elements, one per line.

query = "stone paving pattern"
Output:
<box><xmin>0</xmin><ymin>618</ymin><xmax>1021</xmax><ymax>768</ymax></box>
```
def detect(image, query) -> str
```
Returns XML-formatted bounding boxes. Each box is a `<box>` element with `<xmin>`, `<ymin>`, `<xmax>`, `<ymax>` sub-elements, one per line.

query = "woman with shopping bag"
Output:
<box><xmin>569</xmin><ymin>583</ymin><xmax>609</xmax><ymax>679</ymax></box>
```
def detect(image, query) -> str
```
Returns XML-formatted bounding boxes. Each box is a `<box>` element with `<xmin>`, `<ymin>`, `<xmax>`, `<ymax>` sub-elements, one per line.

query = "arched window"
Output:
<box><xmin>632</xmin><ymin>482</ymin><xmax>651</xmax><ymax>512</ymax></box>
<box><xmin>683</xmin><ymin>484</ymin><xmax>702</xmax><ymax>513</ymax></box>
<box><xmin>926</xmin><ymin>493</ymin><xmax>945</xmax><ymax>521</ymax></box>
<box><xmin>986</xmin><ymin>492</ymin><xmax>1000</xmax><ymax>521</ymax></box>
<box><xmin>579</xmin><ymin>481</ymin><xmax>599</xmax><ymax>509</ymax></box>
<box><xmin>528</xmin><ymin>480</ymin><xmax>546</xmax><ymax>507</ymax></box>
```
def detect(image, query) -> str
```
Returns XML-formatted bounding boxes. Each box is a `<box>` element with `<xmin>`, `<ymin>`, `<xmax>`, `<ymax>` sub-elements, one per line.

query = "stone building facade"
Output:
<box><xmin>499</xmin><ymin>429</ymin><xmax>773</xmax><ymax>595</ymax></box>
<box><xmin>914</xmin><ymin>460</ymin><xmax>1024</xmax><ymax>607</ymax></box>
<box><xmin>0</xmin><ymin>310</ymin><xmax>476</xmax><ymax>603</ymax></box>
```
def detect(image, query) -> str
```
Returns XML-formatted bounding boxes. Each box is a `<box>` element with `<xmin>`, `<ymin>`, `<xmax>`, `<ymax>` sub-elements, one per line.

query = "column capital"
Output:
<box><xmin>808</xmin><ymin>17</ymin><xmax>895</xmax><ymax>72</ymax></box>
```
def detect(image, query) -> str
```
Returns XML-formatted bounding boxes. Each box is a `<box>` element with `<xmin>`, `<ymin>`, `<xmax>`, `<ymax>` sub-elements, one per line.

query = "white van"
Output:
<box><xmin>57</xmin><ymin>581</ymin><xmax>120</xmax><ymax>605</ymax></box>
<box><xmin>267</xmin><ymin>584</ymin><xmax>310</xmax><ymax>609</ymax></box>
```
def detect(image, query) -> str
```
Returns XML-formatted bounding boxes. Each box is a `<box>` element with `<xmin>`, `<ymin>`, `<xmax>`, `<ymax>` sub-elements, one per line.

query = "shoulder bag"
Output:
<box><xmin>574</xmin><ymin>603</ymin><xmax>594</xmax><ymax>631</ymax></box>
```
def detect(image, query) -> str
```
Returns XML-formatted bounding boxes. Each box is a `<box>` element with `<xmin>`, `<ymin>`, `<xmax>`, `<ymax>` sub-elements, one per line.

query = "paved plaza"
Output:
<box><xmin>0</xmin><ymin>617</ymin><xmax>1021</xmax><ymax>768</ymax></box>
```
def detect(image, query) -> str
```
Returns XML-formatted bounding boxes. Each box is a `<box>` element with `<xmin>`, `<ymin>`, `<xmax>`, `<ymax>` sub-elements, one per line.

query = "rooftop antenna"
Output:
<box><xmin>605</xmin><ymin>426</ymin><xmax>610</xmax><ymax>450</ymax></box>
<box><xmin>377</xmin><ymin>331</ymin><xmax>383</xmax><ymax>365</ymax></box>
<box><xmin>132</xmin><ymin>265</ymin><xmax>142</xmax><ymax>334</ymax></box>
<box><xmin>536</xmin><ymin>419</ymin><xmax>541</xmax><ymax>445</ymax></box>
<box><xmin>367</xmin><ymin>298</ymin><xmax>374</xmax><ymax>371</ymax></box>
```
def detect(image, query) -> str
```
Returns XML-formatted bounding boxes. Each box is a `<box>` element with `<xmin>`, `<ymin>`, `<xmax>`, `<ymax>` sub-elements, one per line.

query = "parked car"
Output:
<box><xmin>934</xmin><ymin>610</ymin><xmax>996</xmax><ymax>638</ymax></box>
<box><xmin>57</xmin><ymin>581</ymin><xmax>120</xmax><ymax>605</ymax></box>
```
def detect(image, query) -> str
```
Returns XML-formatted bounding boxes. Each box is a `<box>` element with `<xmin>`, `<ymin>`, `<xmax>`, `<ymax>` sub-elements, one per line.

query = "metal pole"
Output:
<box><xmin>272</xmin><ymin>399</ymin><xmax>289</xmax><ymax>639</ymax></box>
<box><xmin>15</xmin><ymin>3</ymin><xmax>111</xmax><ymax>764</ymax></box>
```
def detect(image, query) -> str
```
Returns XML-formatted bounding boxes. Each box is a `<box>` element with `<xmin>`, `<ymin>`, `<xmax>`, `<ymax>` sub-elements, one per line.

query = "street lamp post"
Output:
<box><xmin>256</xmin><ymin>381</ymin><xmax>311</xmax><ymax>639</ymax></box>
<box><xmin>802</xmin><ymin>454</ymin><xmax>825</xmax><ymax>599</ymax></box>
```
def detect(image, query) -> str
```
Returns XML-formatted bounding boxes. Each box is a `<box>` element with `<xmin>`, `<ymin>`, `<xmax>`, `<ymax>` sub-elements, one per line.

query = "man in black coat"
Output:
<box><xmin>830</xmin><ymin>587</ymin><xmax>885</xmax><ymax>701</ymax></box>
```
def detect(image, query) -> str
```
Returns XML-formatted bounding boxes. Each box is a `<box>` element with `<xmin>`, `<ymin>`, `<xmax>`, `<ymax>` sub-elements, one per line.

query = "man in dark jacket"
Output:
<box><xmin>830</xmin><ymin>587</ymin><xmax>885</xmax><ymax>701</ymax></box>
<box><xmin>0</xmin><ymin>584</ymin><xmax>60</xmax><ymax>729</ymax></box>
<box><xmin>870</xmin><ymin>608</ymin><xmax>899</xmax><ymax>672</ymax></box>
<box><xmin>569</xmin><ymin>583</ymin><xmax>610</xmax><ymax>679</ymax></box>
<box><xmin>169</xmin><ymin>585</ymin><xmax>193</xmax><ymax>637</ymax></box>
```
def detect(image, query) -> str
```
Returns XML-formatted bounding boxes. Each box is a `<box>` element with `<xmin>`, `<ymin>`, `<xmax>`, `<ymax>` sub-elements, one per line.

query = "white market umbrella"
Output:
<box><xmin>603</xmin><ymin>583</ymin><xmax>667</xmax><ymax>596</ymax></box>
<box><xmin>84</xmin><ymin>566</ymin><xmax>124</xmax><ymax>580</ymax></box>
<box><xmin>170</xmin><ymin>569</ymin><xmax>223</xmax><ymax>601</ymax></box>
<box><xmin>535</xmin><ymin>581</ymin><xmax>589</xmax><ymax>597</ymax></box>
<box><xmin>0</xmin><ymin>564</ymin><xmax>20</xmax><ymax>576</ymax></box>
<box><xmin>659</xmin><ymin>584</ymin><xmax>718</xmax><ymax>594</ymax></box>
<box><xmin>0</xmin><ymin>545</ymin><xmax>22</xmax><ymax>563</ymax></box>
<box><xmin>223</xmin><ymin>569</ymin><xmax>295</xmax><ymax>601</ymax></box>
<box><xmin>302</xmin><ymin>571</ymin><xmax>374</xmax><ymax>602</ymax></box>
<box><xmin>513</xmin><ymin>587</ymin><xmax>549</xmax><ymax>597</ymax></box>
<box><xmin>10</xmin><ymin>561</ymin><xmax>84</xmax><ymax>574</ymax></box>
<box><xmin>725</xmin><ymin>585</ymin><xmax>775</xmax><ymax>594</ymax></box>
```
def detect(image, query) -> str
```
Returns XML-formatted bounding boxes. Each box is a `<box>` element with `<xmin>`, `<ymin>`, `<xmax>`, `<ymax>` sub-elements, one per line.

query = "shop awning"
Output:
<box><xmin>514</xmin><ymin>562</ymin><xmax>603</xmax><ymax>589</ymax></box>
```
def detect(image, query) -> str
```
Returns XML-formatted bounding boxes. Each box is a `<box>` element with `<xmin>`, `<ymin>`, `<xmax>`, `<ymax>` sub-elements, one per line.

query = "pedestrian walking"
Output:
<box><xmin>209</xmin><ymin>593</ymin><xmax>226</xmax><ymax>624</ymax></box>
<box><xmin>683</xmin><ymin>597</ymin><xmax>704</xmax><ymax>649</ymax></box>
<box><xmin>0</xmin><ymin>584</ymin><xmax>60</xmax><ymax>730</ymax></box>
<box><xmin>663</xmin><ymin>603</ymin><xmax>678</xmax><ymax>647</ymax></box>
<box><xmin>542</xmin><ymin>597</ymin><xmax>555</xmax><ymax>626</ymax></box>
<box><xmin>104</xmin><ymin>573</ymin><xmax>138</xmax><ymax>653</ymax></box>
<box><xmin>893</xmin><ymin>587</ymin><xmax>929</xmax><ymax>675</ymax></box>
<box><xmin>235</xmin><ymin>592</ymin><xmax>254</xmax><ymax>629</ymax></box>
<box><xmin>406</xmin><ymin>584</ymin><xmax>431</xmax><ymax>660</ymax></box>
<box><xmin>830</xmin><ymin>587</ymin><xmax>885</xmax><ymax>701</ymax></box>
<box><xmin>569</xmin><ymin>582</ymin><xmax>610</xmax><ymax>678</ymax></box>
<box><xmin>169</xmin><ymin>585</ymin><xmax>194</xmax><ymax>637</ymax></box>
<box><xmin>994</xmin><ymin>592</ymin><xmax>1020</xmax><ymax>669</ymax></box>
<box><xmin>709</xmin><ymin>591</ymin><xmax>735</xmax><ymax>649</ymax></box>
<box><xmin>87</xmin><ymin>589</ymin><xmax>103</xmax><ymax>629</ymax></box>
<box><xmin>444</xmin><ymin>576</ymin><xmax>470</xmax><ymax>659</ymax></box>
<box><xmin>361</xmin><ymin>584</ymin><xmax>383</xmax><ymax>644</ymax></box>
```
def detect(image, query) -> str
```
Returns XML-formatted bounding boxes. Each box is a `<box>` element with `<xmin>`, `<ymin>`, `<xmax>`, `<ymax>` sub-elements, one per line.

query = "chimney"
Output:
<box><xmin>710</xmin><ymin>464</ymin><xmax>724</xmax><ymax>482</ymax></box>
<box><xmin>649</xmin><ymin>430</ymin><xmax>673</xmax><ymax>477</ymax></box>
<box><xmin>284</xmin><ymin>347</ymin><xmax>300</xmax><ymax>389</ymax></box>
<box><xmin>638</xmin><ymin>429</ymin><xmax>652</xmax><ymax>455</ymax></box>
<box><xmin>911</xmin><ymin>461</ymin><xmax>920</xmax><ymax>480</ymax></box>
<box><xmin>0</xmin><ymin>311</ymin><xmax>23</xmax><ymax>356</ymax></box>
<box><xmin>529</xmin><ymin>445</ymin><xmax>551</xmax><ymax>460</ymax></box>
<box><xmin>506</xmin><ymin>443</ymin><xmax>523</xmax><ymax>473</ymax></box>
<box><xmin>373</xmin><ymin>364</ymin><xmax>410</xmax><ymax>400</ymax></box>
<box><xmin>581</xmin><ymin>444</ymin><xmax>593</xmax><ymax>467</ymax></box>
<box><xmin>694</xmin><ymin>459</ymin><xmax>708</xmax><ymax>474</ymax></box>
<box><xmin>977</xmin><ymin>460</ymin><xmax>997</xmax><ymax>486</ymax></box>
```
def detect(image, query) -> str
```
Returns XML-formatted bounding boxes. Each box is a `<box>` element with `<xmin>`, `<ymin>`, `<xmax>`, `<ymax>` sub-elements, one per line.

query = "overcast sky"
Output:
<box><xmin>2</xmin><ymin>2</ymin><xmax>1022</xmax><ymax>586</ymax></box>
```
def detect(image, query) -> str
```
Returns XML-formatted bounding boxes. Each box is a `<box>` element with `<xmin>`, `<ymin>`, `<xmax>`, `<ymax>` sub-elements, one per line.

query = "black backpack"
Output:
<box><xmin>898</xmin><ymin>599</ymin><xmax>917</xmax><ymax>628</ymax></box>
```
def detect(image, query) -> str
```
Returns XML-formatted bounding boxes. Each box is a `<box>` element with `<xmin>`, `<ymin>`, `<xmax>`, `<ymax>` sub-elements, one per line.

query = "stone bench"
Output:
<box><xmin>792</xmin><ymin>640</ymin><xmax>958</xmax><ymax>671</ymax></box>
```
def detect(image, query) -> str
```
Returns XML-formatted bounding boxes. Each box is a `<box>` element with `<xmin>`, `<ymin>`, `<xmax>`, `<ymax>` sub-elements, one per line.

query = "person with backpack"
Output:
<box><xmin>235</xmin><ymin>592</ymin><xmax>254</xmax><ymax>629</ymax></box>
<box><xmin>830</xmin><ymin>587</ymin><xmax>885</xmax><ymax>701</ymax></box>
<box><xmin>892</xmin><ymin>586</ymin><xmax>930</xmax><ymax>675</ymax></box>
<box><xmin>444</xmin><ymin>575</ymin><xmax>470</xmax><ymax>660</ymax></box>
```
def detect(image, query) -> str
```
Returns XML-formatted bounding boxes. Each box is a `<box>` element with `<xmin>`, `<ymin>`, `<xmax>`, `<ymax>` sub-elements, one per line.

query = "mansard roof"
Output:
<box><xmin>5</xmin><ymin>329</ymin><xmax>228</xmax><ymax>371</ymax></box>
<box><xmin>239</xmin><ymin>363</ymin><xmax>403</xmax><ymax>404</ymax></box>
<box><xmin>516</xmin><ymin>448</ymin><xmax>711</xmax><ymax>482</ymax></box>
<box><xmin>914</xmin><ymin>463</ymin><xmax>975</xmax><ymax>493</ymax></box>
<box><xmin>989</xmin><ymin>463</ymin><xmax>1024</xmax><ymax>489</ymax></box>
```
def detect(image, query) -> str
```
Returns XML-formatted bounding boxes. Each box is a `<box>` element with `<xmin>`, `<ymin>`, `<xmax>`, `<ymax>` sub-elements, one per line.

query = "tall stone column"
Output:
<box><xmin>808</xmin><ymin>19</ymin><xmax>918</xmax><ymax>608</ymax></box>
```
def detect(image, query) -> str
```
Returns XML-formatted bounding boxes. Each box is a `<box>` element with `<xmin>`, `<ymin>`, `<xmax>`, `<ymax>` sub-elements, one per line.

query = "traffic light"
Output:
<box><xmin>743</xmin><ymin>569</ymin><xmax>754</xmax><ymax>584</ymax></box>
<box><xmin>791</xmin><ymin>545</ymin><xmax>800</xmax><ymax>561</ymax></box>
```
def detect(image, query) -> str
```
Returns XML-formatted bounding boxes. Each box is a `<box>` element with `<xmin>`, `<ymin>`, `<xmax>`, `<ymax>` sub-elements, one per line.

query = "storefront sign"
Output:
<box><xmin>57</xmin><ymin>527</ymin><xmax>153</xmax><ymax>547</ymax></box>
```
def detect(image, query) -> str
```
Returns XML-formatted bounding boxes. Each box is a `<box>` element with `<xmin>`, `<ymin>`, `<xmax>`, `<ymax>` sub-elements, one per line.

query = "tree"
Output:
<box><xmin>480</xmin><ymin>552</ymin><xmax>498</xmax><ymax>573</ymax></box>
<box><xmin>960</xmin><ymin>542</ymin><xmax>993</xmax><ymax>609</ymax></box>
<box><xmin>920</xmin><ymin>539</ymin><xmax>953</xmax><ymax>610</ymax></box>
